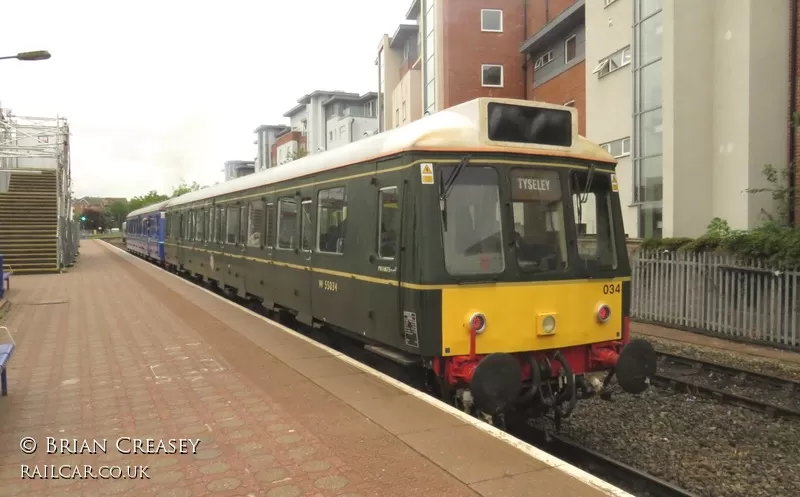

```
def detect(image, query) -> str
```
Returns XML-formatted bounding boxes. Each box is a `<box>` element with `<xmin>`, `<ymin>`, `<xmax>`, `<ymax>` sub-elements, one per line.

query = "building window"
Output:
<box><xmin>534</xmin><ymin>51</ymin><xmax>553</xmax><ymax>69</ymax></box>
<box><xmin>634</xmin><ymin>1</ymin><xmax>663</xmax><ymax>238</ymax></box>
<box><xmin>329</xmin><ymin>131</ymin><xmax>333</xmax><ymax>141</ymax></box>
<box><xmin>600</xmin><ymin>137</ymin><xmax>631</xmax><ymax>158</ymax></box>
<box><xmin>378</xmin><ymin>187</ymin><xmax>399</xmax><ymax>259</ymax></box>
<box><xmin>423</xmin><ymin>0</ymin><xmax>436</xmax><ymax>113</ymax></box>
<box><xmin>396</xmin><ymin>108</ymin><xmax>400</xmax><ymax>124</ymax></box>
<box><xmin>592</xmin><ymin>46</ymin><xmax>631</xmax><ymax>78</ymax></box>
<box><xmin>481</xmin><ymin>9</ymin><xmax>502</xmax><ymax>32</ymax></box>
<box><xmin>277</xmin><ymin>197</ymin><xmax>297</xmax><ymax>249</ymax></box>
<box><xmin>481</xmin><ymin>64</ymin><xmax>503</xmax><ymax>87</ymax></box>
<box><xmin>564</xmin><ymin>100</ymin><xmax>575</xmax><ymax>107</ymax></box>
<box><xmin>402</xmin><ymin>101</ymin><xmax>407</xmax><ymax>121</ymax></box>
<box><xmin>565</xmin><ymin>35</ymin><xmax>577</xmax><ymax>63</ymax></box>
<box><xmin>339</xmin><ymin>125</ymin><xmax>346</xmax><ymax>138</ymax></box>
<box><xmin>317</xmin><ymin>187</ymin><xmax>347</xmax><ymax>254</ymax></box>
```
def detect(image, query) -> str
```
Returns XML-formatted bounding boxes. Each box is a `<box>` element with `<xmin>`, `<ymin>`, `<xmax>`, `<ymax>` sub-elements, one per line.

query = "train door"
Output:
<box><xmin>368</xmin><ymin>161</ymin><xmax>406</xmax><ymax>347</ymax></box>
<box><xmin>297</xmin><ymin>188</ymin><xmax>315</xmax><ymax>325</ymax></box>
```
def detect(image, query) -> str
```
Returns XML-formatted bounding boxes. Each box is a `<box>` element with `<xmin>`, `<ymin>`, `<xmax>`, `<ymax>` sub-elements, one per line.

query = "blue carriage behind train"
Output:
<box><xmin>124</xmin><ymin>200</ymin><xmax>169</xmax><ymax>263</ymax></box>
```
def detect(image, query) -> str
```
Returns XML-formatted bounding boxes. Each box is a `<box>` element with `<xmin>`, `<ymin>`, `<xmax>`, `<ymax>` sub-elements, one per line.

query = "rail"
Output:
<box><xmin>654</xmin><ymin>351</ymin><xmax>800</xmax><ymax>420</ymax></box>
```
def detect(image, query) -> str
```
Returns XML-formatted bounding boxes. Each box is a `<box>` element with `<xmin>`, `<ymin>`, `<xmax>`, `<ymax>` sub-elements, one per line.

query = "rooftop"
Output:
<box><xmin>283</xmin><ymin>90</ymin><xmax>361</xmax><ymax>117</ymax></box>
<box><xmin>390</xmin><ymin>24</ymin><xmax>419</xmax><ymax>50</ymax></box>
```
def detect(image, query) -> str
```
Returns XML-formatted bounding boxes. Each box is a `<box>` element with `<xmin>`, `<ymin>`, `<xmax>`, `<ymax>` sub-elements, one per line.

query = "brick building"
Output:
<box><xmin>521</xmin><ymin>0</ymin><xmax>585</xmax><ymax>135</ymax></box>
<box><xmin>376</xmin><ymin>0</ymin><xmax>584</xmax><ymax>132</ymax></box>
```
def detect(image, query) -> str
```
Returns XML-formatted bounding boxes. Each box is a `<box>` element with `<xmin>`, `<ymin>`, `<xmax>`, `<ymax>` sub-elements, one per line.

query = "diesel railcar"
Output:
<box><xmin>157</xmin><ymin>98</ymin><xmax>656</xmax><ymax>422</ymax></box>
<box><xmin>125</xmin><ymin>200</ymin><xmax>169</xmax><ymax>263</ymax></box>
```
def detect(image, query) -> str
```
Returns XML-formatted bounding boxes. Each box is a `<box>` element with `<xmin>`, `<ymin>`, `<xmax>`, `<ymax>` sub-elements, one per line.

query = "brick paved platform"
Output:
<box><xmin>0</xmin><ymin>241</ymin><xmax>630</xmax><ymax>497</ymax></box>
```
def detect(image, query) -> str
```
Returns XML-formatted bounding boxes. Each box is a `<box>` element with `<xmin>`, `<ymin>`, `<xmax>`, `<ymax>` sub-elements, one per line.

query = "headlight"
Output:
<box><xmin>542</xmin><ymin>315</ymin><xmax>556</xmax><ymax>333</ymax></box>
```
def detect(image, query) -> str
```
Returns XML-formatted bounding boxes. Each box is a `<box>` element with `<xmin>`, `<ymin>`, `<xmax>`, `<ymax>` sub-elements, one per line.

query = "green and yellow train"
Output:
<box><xmin>149</xmin><ymin>98</ymin><xmax>656</xmax><ymax>422</ymax></box>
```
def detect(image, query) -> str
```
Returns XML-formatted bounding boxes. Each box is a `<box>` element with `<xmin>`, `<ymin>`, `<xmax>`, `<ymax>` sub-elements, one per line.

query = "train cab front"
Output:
<box><xmin>428</xmin><ymin>156</ymin><xmax>656</xmax><ymax>424</ymax></box>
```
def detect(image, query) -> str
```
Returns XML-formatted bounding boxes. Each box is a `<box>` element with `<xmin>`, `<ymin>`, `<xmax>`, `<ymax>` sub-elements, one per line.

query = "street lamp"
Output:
<box><xmin>0</xmin><ymin>50</ymin><xmax>51</xmax><ymax>61</ymax></box>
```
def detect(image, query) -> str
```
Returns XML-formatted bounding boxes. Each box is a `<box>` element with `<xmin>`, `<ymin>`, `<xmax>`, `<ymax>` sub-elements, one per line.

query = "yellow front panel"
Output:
<box><xmin>440</xmin><ymin>279</ymin><xmax>626</xmax><ymax>356</ymax></box>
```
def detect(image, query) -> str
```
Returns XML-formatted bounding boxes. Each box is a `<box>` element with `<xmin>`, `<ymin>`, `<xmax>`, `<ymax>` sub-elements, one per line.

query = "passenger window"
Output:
<box><xmin>217</xmin><ymin>207</ymin><xmax>226</xmax><ymax>243</ymax></box>
<box><xmin>317</xmin><ymin>187</ymin><xmax>347</xmax><ymax>254</ymax></box>
<box><xmin>301</xmin><ymin>200</ymin><xmax>313</xmax><ymax>252</ymax></box>
<box><xmin>277</xmin><ymin>197</ymin><xmax>297</xmax><ymax>249</ymax></box>
<box><xmin>195</xmin><ymin>209</ymin><xmax>205</xmax><ymax>241</ymax></box>
<box><xmin>239</xmin><ymin>205</ymin><xmax>248</xmax><ymax>245</ymax></box>
<box><xmin>378</xmin><ymin>187</ymin><xmax>399</xmax><ymax>259</ymax></box>
<box><xmin>226</xmin><ymin>206</ymin><xmax>239</xmax><ymax>244</ymax></box>
<box><xmin>247</xmin><ymin>200</ymin><xmax>265</xmax><ymax>248</ymax></box>
<box><xmin>265</xmin><ymin>202</ymin><xmax>275</xmax><ymax>248</ymax></box>
<box><xmin>207</xmin><ymin>207</ymin><xmax>216</xmax><ymax>242</ymax></box>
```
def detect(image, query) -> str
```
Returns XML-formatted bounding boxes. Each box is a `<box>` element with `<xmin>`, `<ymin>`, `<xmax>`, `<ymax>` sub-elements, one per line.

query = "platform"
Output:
<box><xmin>0</xmin><ymin>240</ymin><xmax>630</xmax><ymax>497</ymax></box>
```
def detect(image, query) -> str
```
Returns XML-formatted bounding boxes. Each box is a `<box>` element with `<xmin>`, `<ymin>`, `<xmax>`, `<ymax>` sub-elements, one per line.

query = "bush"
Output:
<box><xmin>638</xmin><ymin>218</ymin><xmax>800</xmax><ymax>269</ymax></box>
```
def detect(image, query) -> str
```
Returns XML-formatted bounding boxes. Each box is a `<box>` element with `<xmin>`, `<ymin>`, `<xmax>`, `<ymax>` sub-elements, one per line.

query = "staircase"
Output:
<box><xmin>0</xmin><ymin>170</ymin><xmax>59</xmax><ymax>274</ymax></box>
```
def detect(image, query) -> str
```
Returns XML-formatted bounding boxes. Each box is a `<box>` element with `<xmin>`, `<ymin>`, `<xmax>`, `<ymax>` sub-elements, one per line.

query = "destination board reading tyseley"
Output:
<box><xmin>510</xmin><ymin>169</ymin><xmax>561</xmax><ymax>201</ymax></box>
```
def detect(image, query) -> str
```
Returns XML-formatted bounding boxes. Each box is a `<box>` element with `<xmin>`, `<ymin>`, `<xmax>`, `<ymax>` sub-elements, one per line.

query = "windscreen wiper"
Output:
<box><xmin>439</xmin><ymin>155</ymin><xmax>471</xmax><ymax>231</ymax></box>
<box><xmin>440</xmin><ymin>155</ymin><xmax>471</xmax><ymax>202</ymax></box>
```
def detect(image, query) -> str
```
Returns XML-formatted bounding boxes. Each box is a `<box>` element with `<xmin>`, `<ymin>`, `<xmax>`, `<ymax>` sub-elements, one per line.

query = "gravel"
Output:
<box><xmin>636</xmin><ymin>333</ymin><xmax>800</xmax><ymax>382</ymax></box>
<box><xmin>556</xmin><ymin>376</ymin><xmax>800</xmax><ymax>497</ymax></box>
<box><xmin>657</xmin><ymin>356</ymin><xmax>800</xmax><ymax>413</ymax></box>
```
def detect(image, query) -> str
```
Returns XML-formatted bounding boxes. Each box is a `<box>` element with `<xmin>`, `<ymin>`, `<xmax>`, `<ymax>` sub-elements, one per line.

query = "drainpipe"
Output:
<box><xmin>790</xmin><ymin>0</ymin><xmax>798</xmax><ymax>226</ymax></box>
<box><xmin>350</xmin><ymin>118</ymin><xmax>355</xmax><ymax>143</ymax></box>
<box><xmin>523</xmin><ymin>0</ymin><xmax>529</xmax><ymax>100</ymax></box>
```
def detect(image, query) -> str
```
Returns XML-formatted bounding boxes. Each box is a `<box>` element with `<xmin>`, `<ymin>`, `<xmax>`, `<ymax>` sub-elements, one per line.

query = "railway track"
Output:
<box><xmin>654</xmin><ymin>351</ymin><xmax>800</xmax><ymax>421</ymax></box>
<box><xmin>115</xmin><ymin>244</ymin><xmax>700</xmax><ymax>497</ymax></box>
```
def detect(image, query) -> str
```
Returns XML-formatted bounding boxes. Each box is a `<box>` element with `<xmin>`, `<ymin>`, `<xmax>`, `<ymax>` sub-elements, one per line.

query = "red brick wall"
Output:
<box><xmin>526</xmin><ymin>0</ymin><xmax>577</xmax><ymax>35</ymax></box>
<box><xmin>531</xmin><ymin>62</ymin><xmax>586</xmax><ymax>135</ymax></box>
<box><xmin>274</xmin><ymin>131</ymin><xmax>303</xmax><ymax>148</ymax></box>
<box><xmin>442</xmin><ymin>0</ymin><xmax>526</xmax><ymax>109</ymax></box>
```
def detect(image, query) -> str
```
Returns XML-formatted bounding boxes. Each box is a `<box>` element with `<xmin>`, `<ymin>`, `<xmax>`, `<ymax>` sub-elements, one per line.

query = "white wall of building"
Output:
<box><xmin>586</xmin><ymin>0</ymin><xmax>790</xmax><ymax>238</ymax></box>
<box><xmin>276</xmin><ymin>141</ymin><xmax>298</xmax><ymax>165</ymax></box>
<box><xmin>586</xmin><ymin>0</ymin><xmax>634</xmax><ymax>236</ymax></box>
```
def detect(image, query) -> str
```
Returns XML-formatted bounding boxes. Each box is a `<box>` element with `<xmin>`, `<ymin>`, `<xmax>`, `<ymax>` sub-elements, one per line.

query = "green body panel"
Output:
<box><xmin>162</xmin><ymin>151</ymin><xmax>629</xmax><ymax>359</ymax></box>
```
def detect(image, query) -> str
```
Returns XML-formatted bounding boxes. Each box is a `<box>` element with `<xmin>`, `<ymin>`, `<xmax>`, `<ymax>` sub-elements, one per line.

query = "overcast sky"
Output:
<box><xmin>3</xmin><ymin>0</ymin><xmax>410</xmax><ymax>198</ymax></box>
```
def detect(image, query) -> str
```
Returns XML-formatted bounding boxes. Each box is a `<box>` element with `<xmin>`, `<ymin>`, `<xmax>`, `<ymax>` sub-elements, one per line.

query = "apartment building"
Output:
<box><xmin>377</xmin><ymin>0</ymin><xmax>529</xmax><ymax>126</ymax></box>
<box><xmin>253</xmin><ymin>125</ymin><xmax>289</xmax><ymax>172</ymax></box>
<box><xmin>324</xmin><ymin>92</ymin><xmax>379</xmax><ymax>150</ymax></box>
<box><xmin>587</xmin><ymin>0</ymin><xmax>791</xmax><ymax>238</ymax></box>
<box><xmin>270</xmin><ymin>90</ymin><xmax>378</xmax><ymax>165</ymax></box>
<box><xmin>223</xmin><ymin>160</ymin><xmax>255</xmax><ymax>182</ymax></box>
<box><xmin>521</xmin><ymin>0</ymin><xmax>586</xmax><ymax>135</ymax></box>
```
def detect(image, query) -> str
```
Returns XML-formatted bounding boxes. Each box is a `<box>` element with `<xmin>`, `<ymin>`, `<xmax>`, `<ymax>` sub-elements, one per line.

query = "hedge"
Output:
<box><xmin>638</xmin><ymin>219</ymin><xmax>800</xmax><ymax>269</ymax></box>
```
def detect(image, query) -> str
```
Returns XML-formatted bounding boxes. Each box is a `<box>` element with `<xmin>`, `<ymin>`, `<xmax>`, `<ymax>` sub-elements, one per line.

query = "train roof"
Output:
<box><xmin>168</xmin><ymin>98</ymin><xmax>615</xmax><ymax>209</ymax></box>
<box><xmin>126</xmin><ymin>199</ymin><xmax>172</xmax><ymax>219</ymax></box>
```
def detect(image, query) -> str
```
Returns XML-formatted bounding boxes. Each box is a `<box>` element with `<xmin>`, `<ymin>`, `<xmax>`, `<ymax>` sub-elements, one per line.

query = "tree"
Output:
<box><xmin>104</xmin><ymin>200</ymin><xmax>130</xmax><ymax>229</ymax></box>
<box><xmin>744</xmin><ymin>112</ymin><xmax>799</xmax><ymax>227</ymax></box>
<box><xmin>172</xmin><ymin>181</ymin><xmax>203</xmax><ymax>198</ymax></box>
<box><xmin>128</xmin><ymin>190</ymin><xmax>169</xmax><ymax>211</ymax></box>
